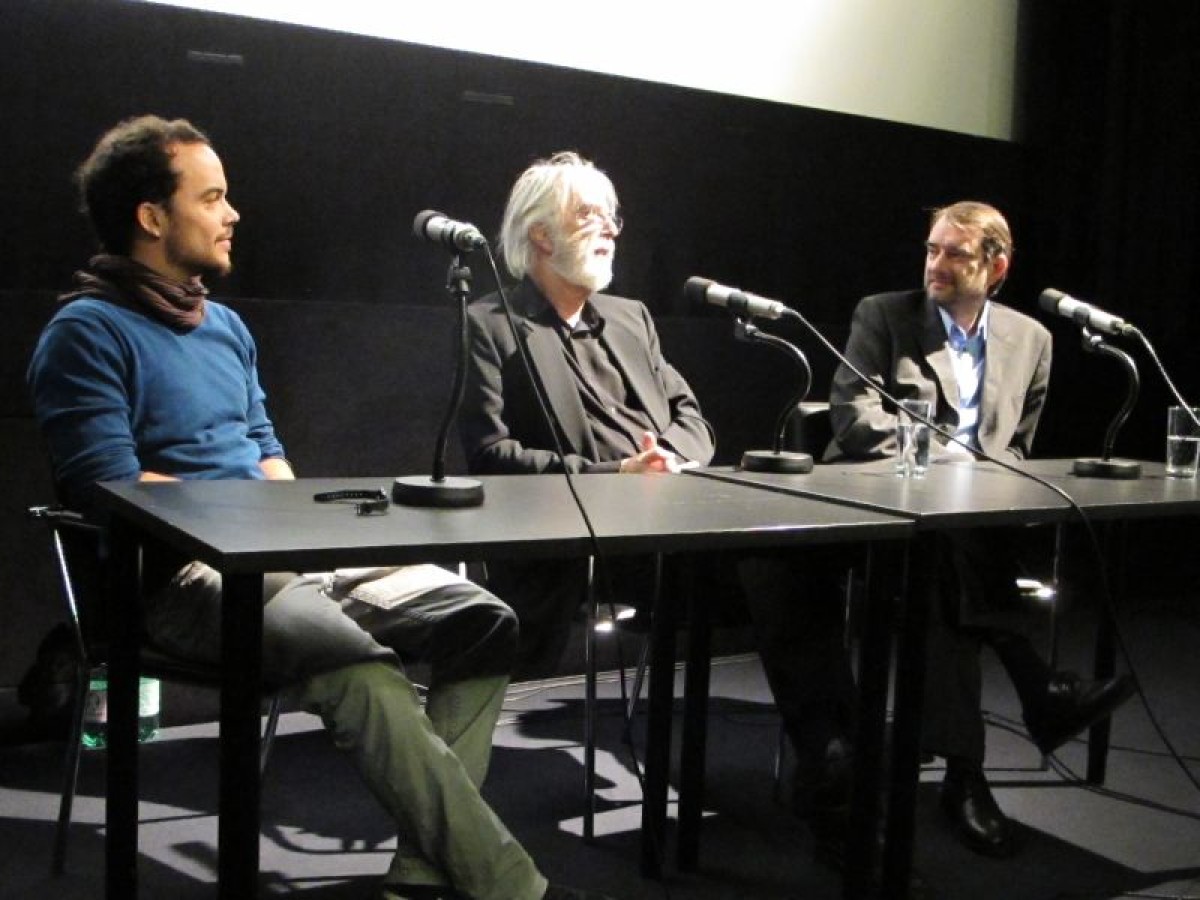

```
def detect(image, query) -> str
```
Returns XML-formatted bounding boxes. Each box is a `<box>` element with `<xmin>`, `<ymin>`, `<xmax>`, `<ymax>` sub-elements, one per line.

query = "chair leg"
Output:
<box><xmin>773</xmin><ymin>725</ymin><xmax>794</xmax><ymax>804</ymax></box>
<box><xmin>52</xmin><ymin>663</ymin><xmax>90</xmax><ymax>874</ymax></box>
<box><xmin>583</xmin><ymin>556</ymin><xmax>598</xmax><ymax>842</ymax></box>
<box><xmin>259</xmin><ymin>695</ymin><xmax>283</xmax><ymax>775</ymax></box>
<box><xmin>1047</xmin><ymin>524</ymin><xmax>1065</xmax><ymax>671</ymax></box>
<box><xmin>625</xmin><ymin>638</ymin><xmax>651</xmax><ymax>721</ymax></box>
<box><xmin>1041</xmin><ymin>524</ymin><xmax>1066</xmax><ymax>771</ymax></box>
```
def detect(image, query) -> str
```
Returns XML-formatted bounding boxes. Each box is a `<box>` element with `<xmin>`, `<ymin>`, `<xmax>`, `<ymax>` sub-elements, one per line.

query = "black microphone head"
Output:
<box><xmin>413</xmin><ymin>209</ymin><xmax>441</xmax><ymax>239</ymax></box>
<box><xmin>1039</xmin><ymin>287</ymin><xmax>1066</xmax><ymax>312</ymax></box>
<box><xmin>684</xmin><ymin>277</ymin><xmax>714</xmax><ymax>304</ymax></box>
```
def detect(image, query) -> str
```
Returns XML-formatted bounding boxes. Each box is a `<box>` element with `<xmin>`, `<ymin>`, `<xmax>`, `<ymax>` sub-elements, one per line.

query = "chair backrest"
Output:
<box><xmin>783</xmin><ymin>401</ymin><xmax>833</xmax><ymax>457</ymax></box>
<box><xmin>27</xmin><ymin>505</ymin><xmax>111</xmax><ymax>667</ymax></box>
<box><xmin>28</xmin><ymin>504</ymin><xmax>285</xmax><ymax>697</ymax></box>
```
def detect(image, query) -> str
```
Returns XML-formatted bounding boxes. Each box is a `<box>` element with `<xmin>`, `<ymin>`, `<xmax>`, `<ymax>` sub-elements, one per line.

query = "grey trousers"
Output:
<box><xmin>142</xmin><ymin>563</ymin><xmax>547</xmax><ymax>900</ymax></box>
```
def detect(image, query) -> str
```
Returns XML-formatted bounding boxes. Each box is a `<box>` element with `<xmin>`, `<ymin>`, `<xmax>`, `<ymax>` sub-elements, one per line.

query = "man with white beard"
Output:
<box><xmin>459</xmin><ymin>151</ymin><xmax>717</xmax><ymax>676</ymax></box>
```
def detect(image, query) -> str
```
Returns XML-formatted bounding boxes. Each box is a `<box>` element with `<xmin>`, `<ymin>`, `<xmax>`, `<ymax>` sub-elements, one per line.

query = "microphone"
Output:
<box><xmin>685</xmin><ymin>276</ymin><xmax>798</xmax><ymax>321</ymax></box>
<box><xmin>1039</xmin><ymin>288</ymin><xmax>1135</xmax><ymax>337</ymax></box>
<box><xmin>413</xmin><ymin>210</ymin><xmax>487</xmax><ymax>252</ymax></box>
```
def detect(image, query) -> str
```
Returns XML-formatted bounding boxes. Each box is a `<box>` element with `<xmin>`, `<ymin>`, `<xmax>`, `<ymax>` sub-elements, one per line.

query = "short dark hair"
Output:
<box><xmin>75</xmin><ymin>115</ymin><xmax>211</xmax><ymax>255</ymax></box>
<box><xmin>929</xmin><ymin>200</ymin><xmax>1013</xmax><ymax>262</ymax></box>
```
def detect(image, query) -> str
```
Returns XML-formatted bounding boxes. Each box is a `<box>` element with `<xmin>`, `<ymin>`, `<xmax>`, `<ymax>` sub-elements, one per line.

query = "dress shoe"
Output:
<box><xmin>810</xmin><ymin>812</ymin><xmax>937</xmax><ymax>900</ymax></box>
<box><xmin>939</xmin><ymin>766</ymin><xmax>1015</xmax><ymax>858</ymax></box>
<box><xmin>794</xmin><ymin>737</ymin><xmax>853</xmax><ymax>869</ymax></box>
<box><xmin>789</xmin><ymin>736</ymin><xmax>854</xmax><ymax>815</ymax></box>
<box><xmin>1024</xmin><ymin>672</ymin><xmax>1135</xmax><ymax>755</ymax></box>
<box><xmin>801</xmin><ymin>741</ymin><xmax>937</xmax><ymax>899</ymax></box>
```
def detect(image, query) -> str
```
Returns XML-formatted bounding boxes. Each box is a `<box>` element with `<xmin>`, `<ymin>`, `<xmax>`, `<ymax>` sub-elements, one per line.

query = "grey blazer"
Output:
<box><xmin>827</xmin><ymin>289</ymin><xmax>1052</xmax><ymax>462</ymax></box>
<box><xmin>459</xmin><ymin>278</ymin><xmax>716</xmax><ymax>474</ymax></box>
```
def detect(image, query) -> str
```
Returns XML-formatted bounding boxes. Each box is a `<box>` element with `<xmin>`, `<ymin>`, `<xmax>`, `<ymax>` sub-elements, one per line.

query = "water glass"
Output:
<box><xmin>895</xmin><ymin>399</ymin><xmax>932</xmax><ymax>478</ymax></box>
<box><xmin>1165</xmin><ymin>406</ymin><xmax>1200</xmax><ymax>477</ymax></box>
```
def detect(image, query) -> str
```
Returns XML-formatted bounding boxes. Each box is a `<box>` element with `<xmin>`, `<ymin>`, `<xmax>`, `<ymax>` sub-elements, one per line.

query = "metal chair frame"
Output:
<box><xmin>28</xmin><ymin>505</ymin><xmax>283</xmax><ymax>874</ymax></box>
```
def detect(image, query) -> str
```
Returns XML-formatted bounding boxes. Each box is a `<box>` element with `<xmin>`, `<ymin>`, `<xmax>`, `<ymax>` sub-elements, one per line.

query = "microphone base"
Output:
<box><xmin>740</xmin><ymin>449</ymin><xmax>814</xmax><ymax>474</ymax></box>
<box><xmin>1071</xmin><ymin>457</ymin><xmax>1142</xmax><ymax>480</ymax></box>
<box><xmin>392</xmin><ymin>475</ymin><xmax>485</xmax><ymax>507</ymax></box>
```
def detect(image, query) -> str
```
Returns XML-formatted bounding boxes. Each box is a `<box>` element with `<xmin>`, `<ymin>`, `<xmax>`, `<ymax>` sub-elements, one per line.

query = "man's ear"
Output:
<box><xmin>987</xmin><ymin>252</ymin><xmax>1009</xmax><ymax>290</ymax></box>
<box><xmin>529</xmin><ymin>223</ymin><xmax>554</xmax><ymax>256</ymax></box>
<box><xmin>136</xmin><ymin>201</ymin><xmax>164</xmax><ymax>239</ymax></box>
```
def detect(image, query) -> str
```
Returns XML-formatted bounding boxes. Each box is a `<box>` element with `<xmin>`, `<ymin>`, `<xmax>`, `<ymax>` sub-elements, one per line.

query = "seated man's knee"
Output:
<box><xmin>300</xmin><ymin>660</ymin><xmax>424</xmax><ymax>733</ymax></box>
<box><xmin>348</xmin><ymin>580</ymin><xmax>519</xmax><ymax>681</ymax></box>
<box><xmin>428</xmin><ymin>585</ymin><xmax>519</xmax><ymax>680</ymax></box>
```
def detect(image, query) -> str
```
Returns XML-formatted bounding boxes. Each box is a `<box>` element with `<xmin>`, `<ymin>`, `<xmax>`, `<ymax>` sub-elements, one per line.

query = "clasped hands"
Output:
<box><xmin>618</xmin><ymin>431</ymin><xmax>699</xmax><ymax>474</ymax></box>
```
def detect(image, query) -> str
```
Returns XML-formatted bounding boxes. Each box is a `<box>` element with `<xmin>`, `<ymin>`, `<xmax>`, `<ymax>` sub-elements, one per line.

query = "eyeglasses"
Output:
<box><xmin>924</xmin><ymin>241</ymin><xmax>979</xmax><ymax>263</ymax></box>
<box><xmin>575</xmin><ymin>204</ymin><xmax>623</xmax><ymax>234</ymax></box>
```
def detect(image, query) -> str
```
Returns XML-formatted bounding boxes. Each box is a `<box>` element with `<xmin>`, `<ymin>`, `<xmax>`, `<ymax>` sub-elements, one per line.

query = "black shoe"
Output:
<box><xmin>790</xmin><ymin>736</ymin><xmax>854</xmax><ymax>817</ymax></box>
<box><xmin>802</xmin><ymin>744</ymin><xmax>936</xmax><ymax>899</ymax></box>
<box><xmin>939</xmin><ymin>767</ymin><xmax>1016</xmax><ymax>858</ymax></box>
<box><xmin>1024</xmin><ymin>672</ymin><xmax>1135</xmax><ymax>755</ymax></box>
<box><xmin>542</xmin><ymin>884</ymin><xmax>619</xmax><ymax>900</ymax></box>
<box><xmin>810</xmin><ymin>814</ymin><xmax>937</xmax><ymax>900</ymax></box>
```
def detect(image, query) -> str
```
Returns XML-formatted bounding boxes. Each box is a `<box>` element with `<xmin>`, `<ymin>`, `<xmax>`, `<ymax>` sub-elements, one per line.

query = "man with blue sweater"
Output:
<box><xmin>27</xmin><ymin>115</ymin><xmax>613</xmax><ymax>900</ymax></box>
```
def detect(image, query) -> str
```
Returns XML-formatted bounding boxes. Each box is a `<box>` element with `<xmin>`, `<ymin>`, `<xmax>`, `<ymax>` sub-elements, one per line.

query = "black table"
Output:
<box><xmin>94</xmin><ymin>473</ymin><xmax>913</xmax><ymax>899</ymax></box>
<box><xmin>999</xmin><ymin>458</ymin><xmax>1200</xmax><ymax>783</ymax></box>
<box><xmin>695</xmin><ymin>457</ymin><xmax>1200</xmax><ymax>899</ymax></box>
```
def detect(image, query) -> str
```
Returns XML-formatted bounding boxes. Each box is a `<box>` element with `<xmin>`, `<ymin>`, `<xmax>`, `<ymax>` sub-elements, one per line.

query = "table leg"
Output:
<box><xmin>584</xmin><ymin>556</ymin><xmax>597</xmax><ymax>842</ymax></box>
<box><xmin>106</xmin><ymin>518</ymin><xmax>140</xmax><ymax>900</ymax></box>
<box><xmin>642</xmin><ymin>555</ymin><xmax>678</xmax><ymax>878</ymax></box>
<box><xmin>1087</xmin><ymin>521</ymin><xmax>1126</xmax><ymax>784</ymax></box>
<box><xmin>677</xmin><ymin>558</ymin><xmax>711</xmax><ymax>870</ymax></box>
<box><xmin>881</xmin><ymin>534</ymin><xmax>935</xmax><ymax>899</ymax></box>
<box><xmin>218</xmin><ymin>572</ymin><xmax>264</xmax><ymax>900</ymax></box>
<box><xmin>845</xmin><ymin>542</ymin><xmax>892</xmax><ymax>900</ymax></box>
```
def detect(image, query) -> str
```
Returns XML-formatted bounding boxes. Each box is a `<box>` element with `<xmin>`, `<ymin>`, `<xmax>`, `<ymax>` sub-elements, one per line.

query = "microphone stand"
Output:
<box><xmin>1070</xmin><ymin>326</ymin><xmax>1143</xmax><ymax>480</ymax></box>
<box><xmin>392</xmin><ymin>253</ymin><xmax>486</xmax><ymax>506</ymax></box>
<box><xmin>733</xmin><ymin>318</ymin><xmax>816</xmax><ymax>474</ymax></box>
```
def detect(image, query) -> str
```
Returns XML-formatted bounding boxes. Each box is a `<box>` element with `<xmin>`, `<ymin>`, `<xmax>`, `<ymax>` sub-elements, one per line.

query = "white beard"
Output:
<box><xmin>549</xmin><ymin>233</ymin><xmax>613</xmax><ymax>293</ymax></box>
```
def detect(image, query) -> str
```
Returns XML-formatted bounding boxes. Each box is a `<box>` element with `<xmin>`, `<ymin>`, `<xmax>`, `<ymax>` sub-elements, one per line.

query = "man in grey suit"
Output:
<box><xmin>828</xmin><ymin>200</ymin><xmax>1134</xmax><ymax>858</ymax></box>
<box><xmin>460</xmin><ymin>151</ymin><xmax>717</xmax><ymax>677</ymax></box>
<box><xmin>829</xmin><ymin>201</ymin><xmax>1048</xmax><ymax>463</ymax></box>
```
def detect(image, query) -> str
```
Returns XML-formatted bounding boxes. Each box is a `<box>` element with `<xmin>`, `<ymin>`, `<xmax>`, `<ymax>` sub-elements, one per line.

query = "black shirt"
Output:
<box><xmin>553</xmin><ymin>302</ymin><xmax>655</xmax><ymax>462</ymax></box>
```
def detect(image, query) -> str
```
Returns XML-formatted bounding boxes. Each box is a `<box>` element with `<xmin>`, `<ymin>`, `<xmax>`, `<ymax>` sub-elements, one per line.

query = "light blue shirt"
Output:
<box><xmin>937</xmin><ymin>302</ymin><xmax>989</xmax><ymax>453</ymax></box>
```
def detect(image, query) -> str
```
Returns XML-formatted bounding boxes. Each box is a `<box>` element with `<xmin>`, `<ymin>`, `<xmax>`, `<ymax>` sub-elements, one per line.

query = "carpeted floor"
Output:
<box><xmin>1</xmin><ymin>606</ymin><xmax>1198</xmax><ymax>900</ymax></box>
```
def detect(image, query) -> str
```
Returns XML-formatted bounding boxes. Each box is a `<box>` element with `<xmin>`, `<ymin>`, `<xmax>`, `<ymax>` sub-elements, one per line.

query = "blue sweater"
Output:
<box><xmin>27</xmin><ymin>296</ymin><xmax>286</xmax><ymax>508</ymax></box>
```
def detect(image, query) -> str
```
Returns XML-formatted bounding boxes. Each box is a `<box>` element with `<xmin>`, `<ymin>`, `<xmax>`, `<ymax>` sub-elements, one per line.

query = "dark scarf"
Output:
<box><xmin>59</xmin><ymin>254</ymin><xmax>208</xmax><ymax>331</ymax></box>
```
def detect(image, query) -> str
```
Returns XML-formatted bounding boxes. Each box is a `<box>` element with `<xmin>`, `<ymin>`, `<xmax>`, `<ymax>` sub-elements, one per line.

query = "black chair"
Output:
<box><xmin>785</xmin><ymin>399</ymin><xmax>1062</xmax><ymax>634</ymax></box>
<box><xmin>581</xmin><ymin>553</ymin><xmax>658</xmax><ymax>839</ymax></box>
<box><xmin>784</xmin><ymin>400</ymin><xmax>835</xmax><ymax>462</ymax></box>
<box><xmin>27</xmin><ymin>505</ymin><xmax>283</xmax><ymax>874</ymax></box>
<box><xmin>584</xmin><ymin>550</ymin><xmax>741</xmax><ymax>842</ymax></box>
<box><xmin>776</xmin><ymin>402</ymin><xmax>1064</xmax><ymax>774</ymax></box>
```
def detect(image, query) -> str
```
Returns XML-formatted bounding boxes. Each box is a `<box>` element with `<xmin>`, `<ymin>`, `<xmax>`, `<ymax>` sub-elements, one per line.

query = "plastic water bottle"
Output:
<box><xmin>81</xmin><ymin>666</ymin><xmax>161</xmax><ymax>748</ymax></box>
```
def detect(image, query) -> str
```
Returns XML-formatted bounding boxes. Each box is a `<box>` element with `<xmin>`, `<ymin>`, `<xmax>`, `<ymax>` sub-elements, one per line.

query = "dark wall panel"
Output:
<box><xmin>2</xmin><ymin>0</ymin><xmax>1029</xmax><ymax>322</ymax></box>
<box><xmin>1018</xmin><ymin>1</ymin><xmax>1200</xmax><ymax>464</ymax></box>
<box><xmin>1</xmin><ymin>0</ymin><xmax>1035</xmax><ymax>695</ymax></box>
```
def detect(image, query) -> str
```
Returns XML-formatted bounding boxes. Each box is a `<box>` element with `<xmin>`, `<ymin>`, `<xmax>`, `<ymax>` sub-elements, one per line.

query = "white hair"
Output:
<box><xmin>498</xmin><ymin>151</ymin><xmax>618</xmax><ymax>279</ymax></box>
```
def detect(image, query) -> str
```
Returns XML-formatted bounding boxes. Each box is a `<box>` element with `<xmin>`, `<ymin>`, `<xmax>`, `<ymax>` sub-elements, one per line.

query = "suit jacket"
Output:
<box><xmin>827</xmin><ymin>289</ymin><xmax>1052</xmax><ymax>463</ymax></box>
<box><xmin>459</xmin><ymin>278</ymin><xmax>715</xmax><ymax>474</ymax></box>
